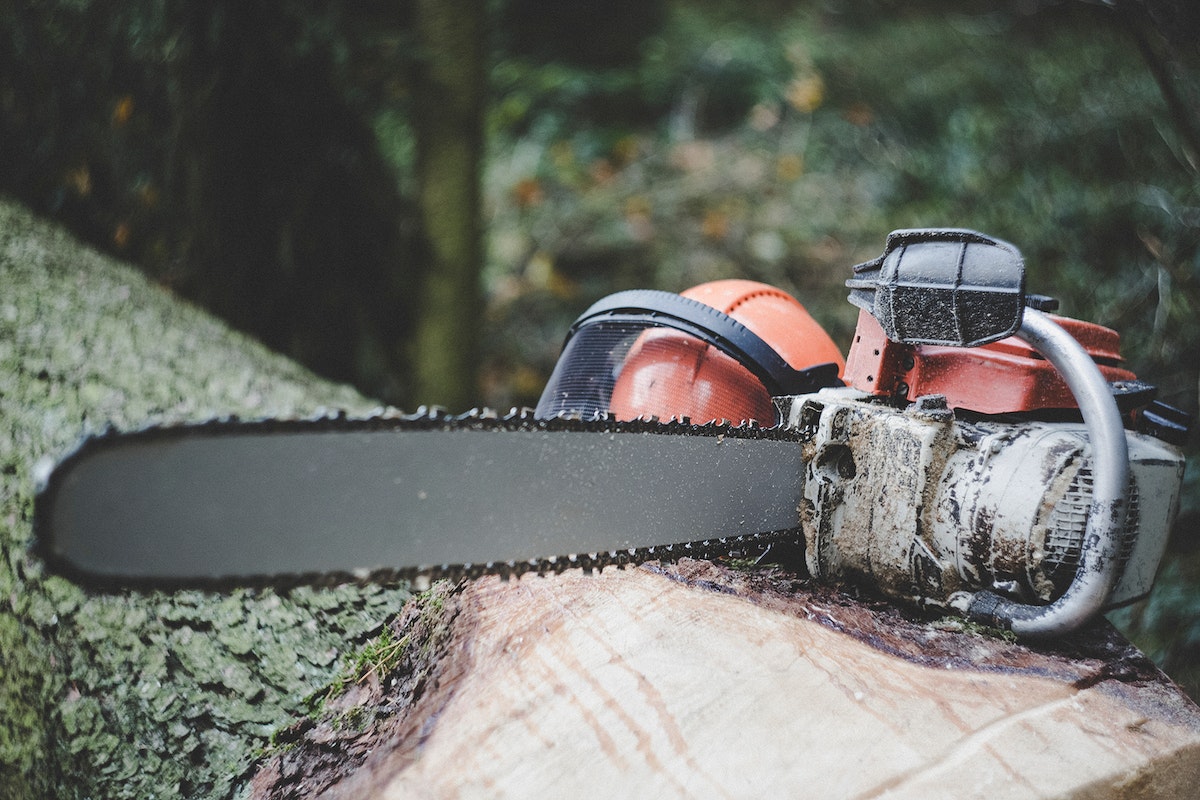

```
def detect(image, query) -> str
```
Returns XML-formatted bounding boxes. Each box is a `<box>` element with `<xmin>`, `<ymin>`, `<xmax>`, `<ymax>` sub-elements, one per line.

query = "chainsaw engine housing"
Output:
<box><xmin>780</xmin><ymin>389</ymin><xmax>1184</xmax><ymax>612</ymax></box>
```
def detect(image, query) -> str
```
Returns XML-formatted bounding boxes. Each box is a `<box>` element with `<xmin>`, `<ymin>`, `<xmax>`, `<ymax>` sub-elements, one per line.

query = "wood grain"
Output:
<box><xmin>254</xmin><ymin>560</ymin><xmax>1200</xmax><ymax>799</ymax></box>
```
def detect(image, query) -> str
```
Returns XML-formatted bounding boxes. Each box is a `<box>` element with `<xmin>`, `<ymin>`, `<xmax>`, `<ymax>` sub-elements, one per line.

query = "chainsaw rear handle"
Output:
<box><xmin>954</xmin><ymin>307</ymin><xmax>1130</xmax><ymax>636</ymax></box>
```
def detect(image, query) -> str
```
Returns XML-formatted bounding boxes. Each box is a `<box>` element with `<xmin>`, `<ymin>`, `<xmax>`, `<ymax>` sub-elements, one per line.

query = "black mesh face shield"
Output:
<box><xmin>534</xmin><ymin>290</ymin><xmax>842</xmax><ymax>425</ymax></box>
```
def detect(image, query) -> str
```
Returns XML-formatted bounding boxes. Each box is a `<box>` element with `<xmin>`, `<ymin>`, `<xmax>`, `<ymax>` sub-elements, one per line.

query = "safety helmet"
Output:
<box><xmin>535</xmin><ymin>280</ymin><xmax>844</xmax><ymax>425</ymax></box>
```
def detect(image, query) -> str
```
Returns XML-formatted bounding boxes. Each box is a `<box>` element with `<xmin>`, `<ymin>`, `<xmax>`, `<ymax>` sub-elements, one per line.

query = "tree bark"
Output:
<box><xmin>0</xmin><ymin>200</ymin><xmax>410</xmax><ymax>800</ymax></box>
<box><xmin>410</xmin><ymin>0</ymin><xmax>487</xmax><ymax>410</ymax></box>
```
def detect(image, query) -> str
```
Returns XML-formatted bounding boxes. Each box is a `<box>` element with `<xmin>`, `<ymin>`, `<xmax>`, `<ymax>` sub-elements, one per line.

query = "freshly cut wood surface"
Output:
<box><xmin>251</xmin><ymin>560</ymin><xmax>1200</xmax><ymax>799</ymax></box>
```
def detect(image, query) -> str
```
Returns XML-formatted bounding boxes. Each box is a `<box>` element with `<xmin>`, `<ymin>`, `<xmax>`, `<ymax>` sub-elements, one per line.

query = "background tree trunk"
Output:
<box><xmin>410</xmin><ymin>0</ymin><xmax>487</xmax><ymax>410</ymax></box>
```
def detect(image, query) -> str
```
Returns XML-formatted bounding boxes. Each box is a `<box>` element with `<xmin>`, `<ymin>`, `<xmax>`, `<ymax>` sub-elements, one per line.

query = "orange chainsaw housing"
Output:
<box><xmin>609</xmin><ymin>280</ymin><xmax>844</xmax><ymax>424</ymax></box>
<box><xmin>844</xmin><ymin>309</ymin><xmax>1137</xmax><ymax>414</ymax></box>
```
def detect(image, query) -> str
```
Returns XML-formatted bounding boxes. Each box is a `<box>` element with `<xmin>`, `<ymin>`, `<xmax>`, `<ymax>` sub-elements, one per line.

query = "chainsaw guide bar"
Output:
<box><xmin>34</xmin><ymin>408</ymin><xmax>807</xmax><ymax>591</ymax></box>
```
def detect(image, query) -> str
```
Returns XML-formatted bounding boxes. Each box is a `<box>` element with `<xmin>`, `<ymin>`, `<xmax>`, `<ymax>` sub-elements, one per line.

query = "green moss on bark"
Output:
<box><xmin>0</xmin><ymin>200</ymin><xmax>410</xmax><ymax>799</ymax></box>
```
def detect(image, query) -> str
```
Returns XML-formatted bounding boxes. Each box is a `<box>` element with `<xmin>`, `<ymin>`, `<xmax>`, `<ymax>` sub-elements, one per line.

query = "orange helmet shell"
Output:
<box><xmin>609</xmin><ymin>327</ymin><xmax>778</xmax><ymax>424</ymax></box>
<box><xmin>609</xmin><ymin>280</ymin><xmax>843</xmax><ymax>424</ymax></box>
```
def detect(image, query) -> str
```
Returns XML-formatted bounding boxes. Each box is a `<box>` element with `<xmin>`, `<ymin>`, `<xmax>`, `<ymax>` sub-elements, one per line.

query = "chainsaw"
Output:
<box><xmin>33</xmin><ymin>229</ymin><xmax>1190</xmax><ymax>638</ymax></box>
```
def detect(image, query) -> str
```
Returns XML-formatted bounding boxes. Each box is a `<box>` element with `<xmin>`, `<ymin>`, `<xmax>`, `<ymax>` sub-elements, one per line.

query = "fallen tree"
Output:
<box><xmin>2</xmin><ymin>199</ymin><xmax>1198</xmax><ymax>799</ymax></box>
<box><xmin>0</xmin><ymin>200</ymin><xmax>410</xmax><ymax>799</ymax></box>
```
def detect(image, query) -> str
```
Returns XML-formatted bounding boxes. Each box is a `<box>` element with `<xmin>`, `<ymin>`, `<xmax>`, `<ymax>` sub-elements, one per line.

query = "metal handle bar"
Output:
<box><xmin>953</xmin><ymin>308</ymin><xmax>1130</xmax><ymax>637</ymax></box>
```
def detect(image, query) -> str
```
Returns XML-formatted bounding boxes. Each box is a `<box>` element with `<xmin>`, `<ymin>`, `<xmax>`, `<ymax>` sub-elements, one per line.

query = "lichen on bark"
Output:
<box><xmin>247</xmin><ymin>579</ymin><xmax>464</xmax><ymax>799</ymax></box>
<box><xmin>0</xmin><ymin>200</ymin><xmax>411</xmax><ymax>799</ymax></box>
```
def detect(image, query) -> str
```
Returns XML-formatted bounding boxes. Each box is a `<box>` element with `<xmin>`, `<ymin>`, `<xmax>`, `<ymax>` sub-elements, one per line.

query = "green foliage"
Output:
<box><xmin>479</xmin><ymin>0</ymin><xmax>1200</xmax><ymax>425</ymax></box>
<box><xmin>482</xmin><ymin>0</ymin><xmax>1198</xmax><ymax>405</ymax></box>
<box><xmin>783</xmin><ymin>6</ymin><xmax>1200</xmax><ymax>521</ymax></box>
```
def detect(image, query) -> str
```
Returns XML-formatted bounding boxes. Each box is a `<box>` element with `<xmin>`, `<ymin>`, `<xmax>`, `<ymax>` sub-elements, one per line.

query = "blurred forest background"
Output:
<box><xmin>2</xmin><ymin>0</ymin><xmax>1198</xmax><ymax>690</ymax></box>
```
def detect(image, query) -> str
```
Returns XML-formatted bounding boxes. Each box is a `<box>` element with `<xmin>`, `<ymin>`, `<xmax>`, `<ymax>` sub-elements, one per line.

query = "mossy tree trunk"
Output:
<box><xmin>0</xmin><ymin>201</ymin><xmax>411</xmax><ymax>800</ymax></box>
<box><xmin>409</xmin><ymin>0</ymin><xmax>487</xmax><ymax>411</ymax></box>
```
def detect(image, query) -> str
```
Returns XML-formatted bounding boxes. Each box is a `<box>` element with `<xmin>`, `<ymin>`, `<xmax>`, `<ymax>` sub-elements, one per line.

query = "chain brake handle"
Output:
<box><xmin>847</xmin><ymin>229</ymin><xmax>1130</xmax><ymax>636</ymax></box>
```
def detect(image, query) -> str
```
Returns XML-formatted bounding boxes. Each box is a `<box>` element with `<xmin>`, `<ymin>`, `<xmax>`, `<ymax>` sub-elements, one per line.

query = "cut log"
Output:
<box><xmin>251</xmin><ymin>560</ymin><xmax>1200</xmax><ymax>799</ymax></box>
